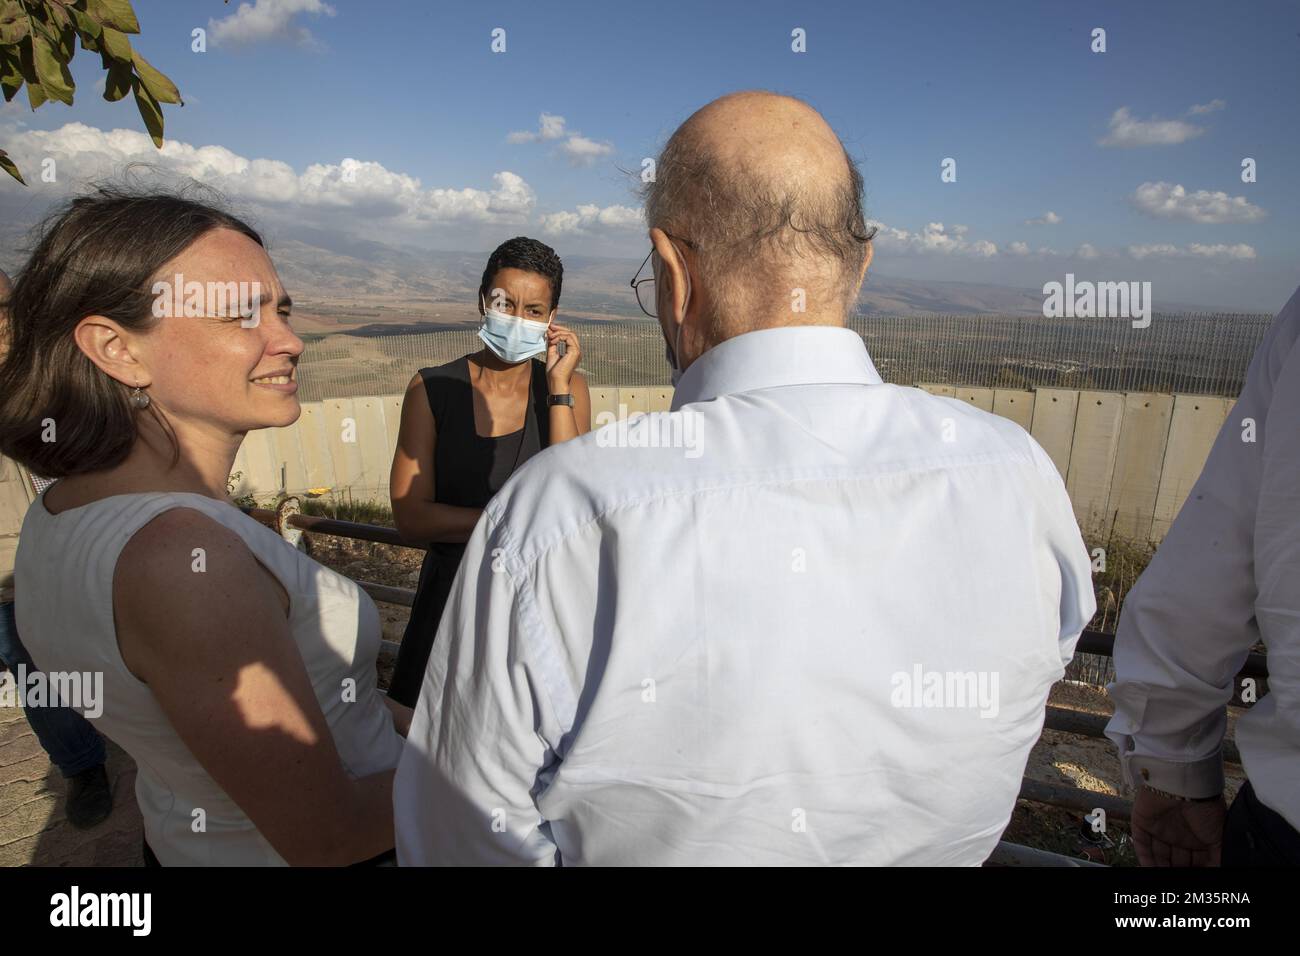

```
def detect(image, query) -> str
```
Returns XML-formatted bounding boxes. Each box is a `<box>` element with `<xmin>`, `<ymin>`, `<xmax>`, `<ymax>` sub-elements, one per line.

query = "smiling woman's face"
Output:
<box><xmin>481</xmin><ymin>267</ymin><xmax>555</xmax><ymax>322</ymax></box>
<box><xmin>127</xmin><ymin>227</ymin><xmax>304</xmax><ymax>436</ymax></box>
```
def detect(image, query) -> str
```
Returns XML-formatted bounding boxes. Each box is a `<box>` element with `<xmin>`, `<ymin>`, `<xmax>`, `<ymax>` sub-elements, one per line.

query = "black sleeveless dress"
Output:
<box><xmin>386</xmin><ymin>355</ymin><xmax>551</xmax><ymax>706</ymax></box>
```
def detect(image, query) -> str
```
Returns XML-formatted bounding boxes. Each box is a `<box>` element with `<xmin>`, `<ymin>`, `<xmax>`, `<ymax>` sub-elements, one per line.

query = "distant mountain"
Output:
<box><xmin>0</xmin><ymin>225</ymin><xmax>1214</xmax><ymax>317</ymax></box>
<box><xmin>856</xmin><ymin>275</ymin><xmax>1048</xmax><ymax>315</ymax></box>
<box><xmin>270</xmin><ymin>238</ymin><xmax>1215</xmax><ymax>317</ymax></box>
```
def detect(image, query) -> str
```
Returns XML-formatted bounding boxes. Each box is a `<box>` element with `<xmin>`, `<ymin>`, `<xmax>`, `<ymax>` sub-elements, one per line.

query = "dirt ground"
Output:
<box><xmin>0</xmin><ymin>532</ymin><xmax>1247</xmax><ymax>866</ymax></box>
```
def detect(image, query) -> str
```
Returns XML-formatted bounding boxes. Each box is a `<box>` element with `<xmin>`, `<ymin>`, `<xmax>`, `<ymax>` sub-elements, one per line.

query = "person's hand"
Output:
<box><xmin>546</xmin><ymin>323</ymin><xmax>581</xmax><ymax>390</ymax></box>
<box><xmin>1130</xmin><ymin>786</ymin><xmax>1226</xmax><ymax>866</ymax></box>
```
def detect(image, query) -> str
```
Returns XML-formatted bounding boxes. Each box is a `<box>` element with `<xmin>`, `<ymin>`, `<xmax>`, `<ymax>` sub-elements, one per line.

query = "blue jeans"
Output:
<box><xmin>0</xmin><ymin>600</ymin><xmax>106</xmax><ymax>777</ymax></box>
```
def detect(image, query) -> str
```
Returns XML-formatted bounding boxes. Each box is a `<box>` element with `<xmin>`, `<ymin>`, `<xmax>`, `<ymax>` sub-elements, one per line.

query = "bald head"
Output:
<box><xmin>642</xmin><ymin>91</ymin><xmax>872</xmax><ymax>343</ymax></box>
<box><xmin>683</xmin><ymin>92</ymin><xmax>853</xmax><ymax>195</ymax></box>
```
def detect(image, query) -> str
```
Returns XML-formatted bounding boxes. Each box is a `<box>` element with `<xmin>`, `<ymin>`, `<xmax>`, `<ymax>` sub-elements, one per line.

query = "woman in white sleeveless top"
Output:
<box><xmin>0</xmin><ymin>188</ymin><xmax>408</xmax><ymax>865</ymax></box>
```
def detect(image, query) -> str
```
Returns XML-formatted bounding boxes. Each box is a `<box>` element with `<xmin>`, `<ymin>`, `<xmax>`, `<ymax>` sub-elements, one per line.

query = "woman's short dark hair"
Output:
<box><xmin>0</xmin><ymin>184</ymin><xmax>263</xmax><ymax>478</ymax></box>
<box><xmin>477</xmin><ymin>236</ymin><xmax>563</xmax><ymax>313</ymax></box>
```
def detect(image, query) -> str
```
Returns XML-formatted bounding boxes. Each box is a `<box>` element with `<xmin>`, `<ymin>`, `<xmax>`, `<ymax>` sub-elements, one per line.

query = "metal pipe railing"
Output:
<box><xmin>987</xmin><ymin>840</ymin><xmax>1105</xmax><ymax>867</ymax></box>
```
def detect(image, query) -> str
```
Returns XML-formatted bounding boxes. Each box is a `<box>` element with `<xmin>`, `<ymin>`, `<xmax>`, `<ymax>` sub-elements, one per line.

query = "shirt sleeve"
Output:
<box><xmin>1105</xmin><ymin>287</ymin><xmax>1300</xmax><ymax>797</ymax></box>
<box><xmin>1028</xmin><ymin>435</ymin><xmax>1098</xmax><ymax>670</ymax></box>
<box><xmin>394</xmin><ymin>510</ymin><xmax>565</xmax><ymax>865</ymax></box>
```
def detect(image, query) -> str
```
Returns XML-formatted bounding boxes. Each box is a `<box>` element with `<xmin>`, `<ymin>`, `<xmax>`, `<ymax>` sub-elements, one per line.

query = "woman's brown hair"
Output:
<box><xmin>0</xmin><ymin>183</ymin><xmax>263</xmax><ymax>478</ymax></box>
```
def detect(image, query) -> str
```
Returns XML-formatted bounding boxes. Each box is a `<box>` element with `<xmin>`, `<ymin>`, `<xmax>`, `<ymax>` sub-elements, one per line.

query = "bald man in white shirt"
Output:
<box><xmin>395</xmin><ymin>91</ymin><xmax>1095</xmax><ymax>865</ymax></box>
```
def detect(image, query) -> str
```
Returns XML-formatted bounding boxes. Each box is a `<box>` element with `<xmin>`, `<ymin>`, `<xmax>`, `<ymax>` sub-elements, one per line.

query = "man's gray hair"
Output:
<box><xmin>638</xmin><ymin>130</ymin><xmax>874</xmax><ymax>338</ymax></box>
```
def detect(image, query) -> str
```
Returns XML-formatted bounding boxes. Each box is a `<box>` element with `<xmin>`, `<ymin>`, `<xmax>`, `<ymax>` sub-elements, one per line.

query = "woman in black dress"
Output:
<box><xmin>387</xmin><ymin>237</ymin><xmax>590</xmax><ymax>706</ymax></box>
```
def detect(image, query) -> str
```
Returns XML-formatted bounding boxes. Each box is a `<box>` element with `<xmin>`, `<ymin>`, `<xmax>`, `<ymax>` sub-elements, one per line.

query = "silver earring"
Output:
<box><xmin>130</xmin><ymin>385</ymin><xmax>151</xmax><ymax>409</ymax></box>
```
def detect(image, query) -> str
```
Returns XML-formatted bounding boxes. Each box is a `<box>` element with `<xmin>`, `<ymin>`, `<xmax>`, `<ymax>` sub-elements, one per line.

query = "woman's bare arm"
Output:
<box><xmin>546</xmin><ymin>324</ymin><xmax>591</xmax><ymax>444</ymax></box>
<box><xmin>548</xmin><ymin>372</ymin><xmax>591</xmax><ymax>444</ymax></box>
<box><xmin>114</xmin><ymin>507</ymin><xmax>395</xmax><ymax>866</ymax></box>
<box><xmin>389</xmin><ymin>371</ymin><xmax>483</xmax><ymax>545</ymax></box>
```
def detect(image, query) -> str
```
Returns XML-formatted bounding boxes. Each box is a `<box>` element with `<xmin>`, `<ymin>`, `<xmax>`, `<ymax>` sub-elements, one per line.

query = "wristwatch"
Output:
<box><xmin>547</xmin><ymin>393</ymin><xmax>574</xmax><ymax>407</ymax></box>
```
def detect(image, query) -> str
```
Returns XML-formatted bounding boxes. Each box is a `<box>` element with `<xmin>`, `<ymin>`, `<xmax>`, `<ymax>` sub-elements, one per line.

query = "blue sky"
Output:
<box><xmin>1</xmin><ymin>0</ymin><xmax>1297</xmax><ymax>310</ymax></box>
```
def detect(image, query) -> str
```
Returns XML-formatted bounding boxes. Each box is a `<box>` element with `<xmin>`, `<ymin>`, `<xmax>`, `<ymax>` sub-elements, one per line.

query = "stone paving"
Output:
<box><xmin>0</xmin><ymin>702</ymin><xmax>141</xmax><ymax>867</ymax></box>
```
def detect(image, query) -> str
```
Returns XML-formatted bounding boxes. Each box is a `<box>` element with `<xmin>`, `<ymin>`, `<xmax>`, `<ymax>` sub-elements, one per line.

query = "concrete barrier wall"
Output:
<box><xmin>0</xmin><ymin>384</ymin><xmax>1238</xmax><ymax>545</ymax></box>
<box><xmin>916</xmin><ymin>383</ymin><xmax>1233</xmax><ymax>542</ymax></box>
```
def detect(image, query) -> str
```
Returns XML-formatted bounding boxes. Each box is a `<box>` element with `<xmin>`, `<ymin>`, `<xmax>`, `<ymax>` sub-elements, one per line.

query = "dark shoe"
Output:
<box><xmin>65</xmin><ymin>764</ymin><xmax>113</xmax><ymax>829</ymax></box>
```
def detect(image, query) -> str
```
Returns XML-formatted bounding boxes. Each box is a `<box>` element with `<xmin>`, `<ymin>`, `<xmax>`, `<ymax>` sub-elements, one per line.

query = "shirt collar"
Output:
<box><xmin>669</xmin><ymin>325</ymin><xmax>883</xmax><ymax>411</ymax></box>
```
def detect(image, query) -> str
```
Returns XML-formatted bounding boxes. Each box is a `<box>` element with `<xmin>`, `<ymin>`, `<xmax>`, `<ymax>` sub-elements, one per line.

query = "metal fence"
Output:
<box><xmin>863</xmin><ymin>312</ymin><xmax>1273</xmax><ymax>397</ymax></box>
<box><xmin>295</xmin><ymin>312</ymin><xmax>1275</xmax><ymax>403</ymax></box>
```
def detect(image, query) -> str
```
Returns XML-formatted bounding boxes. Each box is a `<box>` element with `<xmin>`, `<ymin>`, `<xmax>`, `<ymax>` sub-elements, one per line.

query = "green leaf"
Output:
<box><xmin>16</xmin><ymin>34</ymin><xmax>36</xmax><ymax>83</ymax></box>
<box><xmin>0</xmin><ymin>1</ymin><xmax>28</xmax><ymax>45</ymax></box>
<box><xmin>103</xmin><ymin>58</ymin><xmax>130</xmax><ymax>101</ymax></box>
<box><xmin>72</xmin><ymin>6</ymin><xmax>102</xmax><ymax>40</ymax></box>
<box><xmin>0</xmin><ymin>47</ymin><xmax>22</xmax><ymax>101</ymax></box>
<box><xmin>16</xmin><ymin>38</ymin><xmax>46</xmax><ymax>109</ymax></box>
<box><xmin>58</xmin><ymin>22</ymin><xmax>78</xmax><ymax>62</ymax></box>
<box><xmin>100</xmin><ymin>25</ymin><xmax>131</xmax><ymax>61</ymax></box>
<box><xmin>46</xmin><ymin>2</ymin><xmax>72</xmax><ymax>32</ymax></box>
<box><xmin>26</xmin><ymin>78</ymin><xmax>46</xmax><ymax>110</ymax></box>
<box><xmin>131</xmin><ymin>75</ymin><xmax>163</xmax><ymax>147</ymax></box>
<box><xmin>89</xmin><ymin>0</ymin><xmax>140</xmax><ymax>34</ymax></box>
<box><xmin>32</xmin><ymin>34</ymin><xmax>74</xmax><ymax>104</ymax></box>
<box><xmin>0</xmin><ymin>147</ymin><xmax>26</xmax><ymax>185</ymax></box>
<box><xmin>131</xmin><ymin>49</ymin><xmax>180</xmax><ymax>104</ymax></box>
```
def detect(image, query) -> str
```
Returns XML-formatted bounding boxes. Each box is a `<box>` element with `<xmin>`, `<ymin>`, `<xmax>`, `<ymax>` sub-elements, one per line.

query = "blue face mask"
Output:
<box><xmin>478</xmin><ymin>297</ymin><xmax>550</xmax><ymax>364</ymax></box>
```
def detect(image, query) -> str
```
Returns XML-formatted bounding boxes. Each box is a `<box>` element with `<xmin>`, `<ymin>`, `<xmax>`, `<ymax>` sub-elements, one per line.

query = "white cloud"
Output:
<box><xmin>1188</xmin><ymin>99</ymin><xmax>1226</xmax><ymax>115</ymax></box>
<box><xmin>558</xmin><ymin>135</ymin><xmax>614</xmax><ymax>167</ymax></box>
<box><xmin>868</xmin><ymin>220</ymin><xmax>998</xmax><ymax>258</ymax></box>
<box><xmin>539</xmin><ymin>203</ymin><xmax>643</xmax><ymax>236</ymax></box>
<box><xmin>1127</xmin><ymin>243</ymin><xmax>1181</xmax><ymax>260</ymax></box>
<box><xmin>1187</xmin><ymin>243</ymin><xmax>1255</xmax><ymax>259</ymax></box>
<box><xmin>1076</xmin><ymin>243</ymin><xmax>1100</xmax><ymax>259</ymax></box>
<box><xmin>1131</xmin><ymin>181</ymin><xmax>1266</xmax><ymax>224</ymax></box>
<box><xmin>507</xmin><ymin>115</ymin><xmax>615</xmax><ymax>167</ymax></box>
<box><xmin>209</xmin><ymin>0</ymin><xmax>335</xmax><ymax>49</ymax></box>
<box><xmin>1006</xmin><ymin>241</ymin><xmax>1059</xmax><ymax>258</ymax></box>
<box><xmin>507</xmin><ymin>113</ymin><xmax>568</xmax><ymax>144</ymax></box>
<box><xmin>0</xmin><ymin>122</ymin><xmax>534</xmax><ymax>225</ymax></box>
<box><xmin>1024</xmin><ymin>210</ymin><xmax>1061</xmax><ymax>226</ymax></box>
<box><xmin>1128</xmin><ymin>242</ymin><xmax>1256</xmax><ymax>260</ymax></box>
<box><xmin>1099</xmin><ymin>107</ymin><xmax>1204</xmax><ymax>147</ymax></box>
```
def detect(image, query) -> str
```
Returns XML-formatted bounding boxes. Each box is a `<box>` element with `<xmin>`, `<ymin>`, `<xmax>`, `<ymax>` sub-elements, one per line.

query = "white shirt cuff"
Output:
<box><xmin>1117</xmin><ymin>743</ymin><xmax>1225</xmax><ymax>798</ymax></box>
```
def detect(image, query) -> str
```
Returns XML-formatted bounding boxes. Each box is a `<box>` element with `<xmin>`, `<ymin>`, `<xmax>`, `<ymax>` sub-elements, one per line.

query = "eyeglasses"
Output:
<box><xmin>630</xmin><ymin>233</ymin><xmax>696</xmax><ymax>319</ymax></box>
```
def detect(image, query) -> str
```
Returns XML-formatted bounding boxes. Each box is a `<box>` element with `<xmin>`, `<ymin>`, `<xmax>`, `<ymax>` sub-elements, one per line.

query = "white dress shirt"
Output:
<box><xmin>395</xmin><ymin>325</ymin><xmax>1094</xmax><ymax>865</ymax></box>
<box><xmin>1107</xmin><ymin>286</ymin><xmax>1300</xmax><ymax>830</ymax></box>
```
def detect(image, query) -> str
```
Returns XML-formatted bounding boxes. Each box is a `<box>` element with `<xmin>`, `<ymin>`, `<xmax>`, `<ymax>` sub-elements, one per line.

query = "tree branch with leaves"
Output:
<box><xmin>0</xmin><ymin>0</ymin><xmax>181</xmax><ymax>184</ymax></box>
